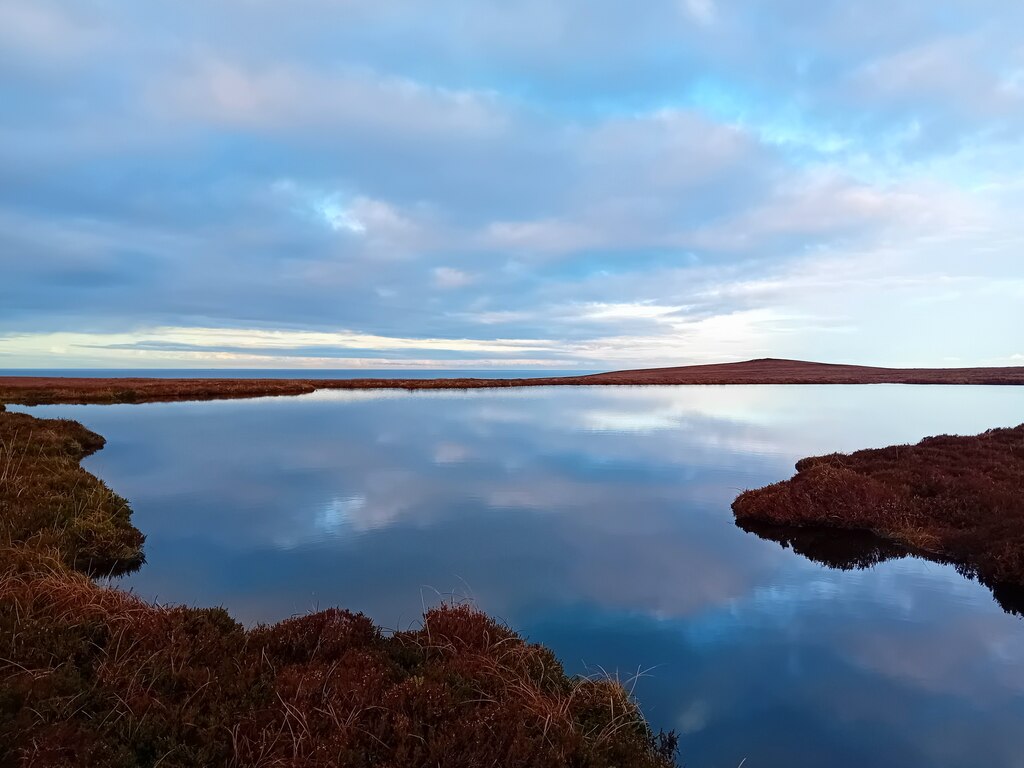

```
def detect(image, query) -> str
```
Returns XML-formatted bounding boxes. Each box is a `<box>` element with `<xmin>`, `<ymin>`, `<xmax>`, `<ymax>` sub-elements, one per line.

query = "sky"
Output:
<box><xmin>1</xmin><ymin>1</ymin><xmax>1023</xmax><ymax>370</ymax></box>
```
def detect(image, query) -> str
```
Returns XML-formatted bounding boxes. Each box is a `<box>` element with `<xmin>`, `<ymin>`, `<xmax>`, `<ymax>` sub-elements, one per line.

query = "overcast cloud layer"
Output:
<box><xmin>2</xmin><ymin>1</ymin><xmax>1022</xmax><ymax>369</ymax></box>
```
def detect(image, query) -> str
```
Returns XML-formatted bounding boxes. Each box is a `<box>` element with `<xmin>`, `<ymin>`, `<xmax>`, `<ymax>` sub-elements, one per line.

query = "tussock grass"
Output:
<box><xmin>733</xmin><ymin>424</ymin><xmax>1024</xmax><ymax>587</ymax></box>
<box><xmin>0</xmin><ymin>409</ymin><xmax>144</xmax><ymax>576</ymax></box>
<box><xmin>0</xmin><ymin>409</ymin><xmax>677</xmax><ymax>767</ymax></box>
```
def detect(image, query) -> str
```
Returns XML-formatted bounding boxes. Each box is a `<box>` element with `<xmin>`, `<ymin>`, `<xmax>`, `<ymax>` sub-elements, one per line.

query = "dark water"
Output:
<box><xmin>21</xmin><ymin>386</ymin><xmax>1024</xmax><ymax>768</ymax></box>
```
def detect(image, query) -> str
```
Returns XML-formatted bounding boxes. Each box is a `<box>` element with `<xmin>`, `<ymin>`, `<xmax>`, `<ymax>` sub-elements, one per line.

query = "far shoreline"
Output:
<box><xmin>4</xmin><ymin>357</ymin><xmax>1024</xmax><ymax>405</ymax></box>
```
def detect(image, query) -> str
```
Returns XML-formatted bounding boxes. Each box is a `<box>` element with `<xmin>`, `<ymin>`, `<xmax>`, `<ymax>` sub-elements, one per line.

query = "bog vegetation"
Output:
<box><xmin>0</xmin><ymin>406</ymin><xmax>677</xmax><ymax>767</ymax></box>
<box><xmin>733</xmin><ymin>423</ymin><xmax>1024</xmax><ymax>587</ymax></box>
<box><xmin>4</xmin><ymin>358</ymin><xmax>1024</xmax><ymax>405</ymax></box>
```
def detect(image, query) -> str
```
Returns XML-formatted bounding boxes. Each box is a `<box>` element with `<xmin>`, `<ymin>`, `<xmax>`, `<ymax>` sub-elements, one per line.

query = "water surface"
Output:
<box><xmin>23</xmin><ymin>385</ymin><xmax>1024</xmax><ymax>768</ymax></box>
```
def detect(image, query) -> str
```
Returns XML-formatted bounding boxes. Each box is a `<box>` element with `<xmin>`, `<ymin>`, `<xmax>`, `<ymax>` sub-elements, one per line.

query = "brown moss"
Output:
<box><xmin>0</xmin><ymin>410</ymin><xmax>676</xmax><ymax>767</ymax></box>
<box><xmin>733</xmin><ymin>423</ymin><xmax>1024</xmax><ymax>586</ymax></box>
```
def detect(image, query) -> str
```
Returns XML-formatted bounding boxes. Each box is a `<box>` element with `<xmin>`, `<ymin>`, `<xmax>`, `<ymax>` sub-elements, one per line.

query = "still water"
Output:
<box><xmin>22</xmin><ymin>385</ymin><xmax>1024</xmax><ymax>767</ymax></box>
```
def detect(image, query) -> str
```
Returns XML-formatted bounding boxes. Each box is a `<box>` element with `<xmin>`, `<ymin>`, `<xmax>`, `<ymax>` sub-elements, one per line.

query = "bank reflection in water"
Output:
<box><xmin>738</xmin><ymin>519</ymin><xmax>1024</xmax><ymax>617</ymax></box>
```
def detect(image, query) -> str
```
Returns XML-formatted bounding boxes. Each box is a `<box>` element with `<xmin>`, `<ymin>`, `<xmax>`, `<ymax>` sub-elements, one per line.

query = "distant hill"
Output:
<box><xmin>3</xmin><ymin>358</ymin><xmax>1024</xmax><ymax>404</ymax></box>
<box><xmin>575</xmin><ymin>358</ymin><xmax>1024</xmax><ymax>385</ymax></box>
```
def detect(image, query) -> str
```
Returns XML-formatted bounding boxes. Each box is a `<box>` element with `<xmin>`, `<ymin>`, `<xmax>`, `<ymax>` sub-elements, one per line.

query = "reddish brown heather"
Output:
<box><xmin>0</xmin><ymin>408</ymin><xmax>677</xmax><ymax>768</ymax></box>
<box><xmin>0</xmin><ymin>406</ymin><xmax>144</xmax><ymax>576</ymax></box>
<box><xmin>3</xmin><ymin>358</ymin><xmax>1024</xmax><ymax>405</ymax></box>
<box><xmin>732</xmin><ymin>423</ymin><xmax>1024</xmax><ymax>586</ymax></box>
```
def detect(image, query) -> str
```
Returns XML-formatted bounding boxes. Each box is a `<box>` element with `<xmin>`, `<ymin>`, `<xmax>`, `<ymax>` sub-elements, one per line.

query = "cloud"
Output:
<box><xmin>2</xmin><ymin>1</ymin><xmax>1024</xmax><ymax>368</ymax></box>
<box><xmin>480</xmin><ymin>218</ymin><xmax>602</xmax><ymax>255</ymax></box>
<box><xmin>0</xmin><ymin>1</ymin><xmax>106</xmax><ymax>66</ymax></box>
<box><xmin>578</xmin><ymin>302</ymin><xmax>687</xmax><ymax>322</ymax></box>
<box><xmin>157</xmin><ymin>59</ymin><xmax>508</xmax><ymax>141</ymax></box>
<box><xmin>432</xmin><ymin>267</ymin><xmax>475</xmax><ymax>290</ymax></box>
<box><xmin>680</xmin><ymin>0</ymin><xmax>716</xmax><ymax>25</ymax></box>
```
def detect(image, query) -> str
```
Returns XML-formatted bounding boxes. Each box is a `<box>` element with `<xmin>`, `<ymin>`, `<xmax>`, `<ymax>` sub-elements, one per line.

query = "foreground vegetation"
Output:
<box><xmin>4</xmin><ymin>358</ymin><xmax>1024</xmax><ymax>405</ymax></box>
<box><xmin>0</xmin><ymin>406</ymin><xmax>677</xmax><ymax>767</ymax></box>
<box><xmin>733</xmin><ymin>424</ymin><xmax>1024</xmax><ymax>587</ymax></box>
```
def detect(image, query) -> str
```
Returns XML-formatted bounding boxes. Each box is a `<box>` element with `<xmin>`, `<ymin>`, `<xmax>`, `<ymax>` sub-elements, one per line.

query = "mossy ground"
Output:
<box><xmin>0</xmin><ymin>407</ymin><xmax>677</xmax><ymax>767</ymax></box>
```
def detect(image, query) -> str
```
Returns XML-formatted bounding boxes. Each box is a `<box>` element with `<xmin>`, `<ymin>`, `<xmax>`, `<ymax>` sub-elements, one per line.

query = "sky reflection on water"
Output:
<box><xmin>22</xmin><ymin>385</ymin><xmax>1024</xmax><ymax>768</ymax></box>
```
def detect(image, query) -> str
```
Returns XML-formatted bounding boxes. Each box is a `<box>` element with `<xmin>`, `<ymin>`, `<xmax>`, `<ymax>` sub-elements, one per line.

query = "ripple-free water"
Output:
<box><xmin>22</xmin><ymin>385</ymin><xmax>1024</xmax><ymax>768</ymax></box>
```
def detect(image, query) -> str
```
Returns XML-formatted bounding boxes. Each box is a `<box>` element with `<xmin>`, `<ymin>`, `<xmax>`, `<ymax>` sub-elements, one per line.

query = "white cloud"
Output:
<box><xmin>432</xmin><ymin>267</ymin><xmax>474</xmax><ymax>289</ymax></box>
<box><xmin>158</xmin><ymin>59</ymin><xmax>508</xmax><ymax>141</ymax></box>
<box><xmin>680</xmin><ymin>0</ymin><xmax>716</xmax><ymax>25</ymax></box>
<box><xmin>0</xmin><ymin>1</ymin><xmax>105</xmax><ymax>65</ymax></box>
<box><xmin>319</xmin><ymin>200</ymin><xmax>366</xmax><ymax>234</ymax></box>
<box><xmin>480</xmin><ymin>218</ymin><xmax>601</xmax><ymax>255</ymax></box>
<box><xmin>849</xmin><ymin>33</ymin><xmax>1024</xmax><ymax>123</ymax></box>
<box><xmin>579</xmin><ymin>302</ymin><xmax>686</xmax><ymax>322</ymax></box>
<box><xmin>0</xmin><ymin>327</ymin><xmax>553</xmax><ymax>360</ymax></box>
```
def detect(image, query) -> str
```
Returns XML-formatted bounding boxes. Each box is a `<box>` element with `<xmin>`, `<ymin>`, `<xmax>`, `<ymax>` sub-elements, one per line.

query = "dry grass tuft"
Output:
<box><xmin>0</xmin><ymin>409</ymin><xmax>145</xmax><ymax>576</ymax></box>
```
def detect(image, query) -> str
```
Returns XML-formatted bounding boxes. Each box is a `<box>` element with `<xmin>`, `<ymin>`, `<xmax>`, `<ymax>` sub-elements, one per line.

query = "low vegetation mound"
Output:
<box><xmin>0</xmin><ymin>408</ymin><xmax>676</xmax><ymax>767</ymax></box>
<box><xmin>0</xmin><ymin>406</ymin><xmax>144</xmax><ymax>575</ymax></box>
<box><xmin>733</xmin><ymin>424</ymin><xmax>1024</xmax><ymax>586</ymax></box>
<box><xmin>0</xmin><ymin>378</ymin><xmax>318</xmax><ymax>405</ymax></box>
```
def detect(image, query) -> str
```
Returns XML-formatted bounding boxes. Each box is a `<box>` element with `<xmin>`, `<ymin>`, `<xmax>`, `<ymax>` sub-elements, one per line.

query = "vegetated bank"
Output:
<box><xmin>732</xmin><ymin>424</ymin><xmax>1024</xmax><ymax>590</ymax></box>
<box><xmin>0</xmin><ymin>405</ymin><xmax>677</xmax><ymax>768</ymax></box>
<box><xmin>4</xmin><ymin>357</ymin><xmax>1024</xmax><ymax>405</ymax></box>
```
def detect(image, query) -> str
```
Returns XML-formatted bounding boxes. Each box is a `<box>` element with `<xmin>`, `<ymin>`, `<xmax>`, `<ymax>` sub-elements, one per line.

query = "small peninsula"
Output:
<box><xmin>733</xmin><ymin>423</ymin><xmax>1024</xmax><ymax>588</ymax></box>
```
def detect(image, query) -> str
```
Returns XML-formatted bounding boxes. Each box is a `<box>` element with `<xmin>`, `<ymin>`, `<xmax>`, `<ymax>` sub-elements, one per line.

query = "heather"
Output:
<box><xmin>733</xmin><ymin>423</ymin><xmax>1024</xmax><ymax>587</ymax></box>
